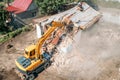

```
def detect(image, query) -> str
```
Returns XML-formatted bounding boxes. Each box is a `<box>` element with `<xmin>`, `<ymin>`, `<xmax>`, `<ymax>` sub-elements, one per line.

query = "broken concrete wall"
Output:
<box><xmin>34</xmin><ymin>2</ymin><xmax>102</xmax><ymax>30</ymax></box>
<box><xmin>33</xmin><ymin>2</ymin><xmax>102</xmax><ymax>54</ymax></box>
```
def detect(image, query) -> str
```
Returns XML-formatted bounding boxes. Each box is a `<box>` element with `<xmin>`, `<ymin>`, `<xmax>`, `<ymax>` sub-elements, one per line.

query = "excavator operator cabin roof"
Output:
<box><xmin>6</xmin><ymin>0</ymin><xmax>32</xmax><ymax>14</ymax></box>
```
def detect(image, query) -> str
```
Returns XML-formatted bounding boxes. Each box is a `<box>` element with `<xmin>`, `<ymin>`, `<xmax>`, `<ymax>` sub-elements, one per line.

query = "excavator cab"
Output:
<box><xmin>24</xmin><ymin>45</ymin><xmax>36</xmax><ymax>59</ymax></box>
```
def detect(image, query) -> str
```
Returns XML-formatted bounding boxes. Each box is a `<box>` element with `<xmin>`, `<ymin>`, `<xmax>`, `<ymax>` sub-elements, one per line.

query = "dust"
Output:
<box><xmin>0</xmin><ymin>6</ymin><xmax>120</xmax><ymax>80</ymax></box>
<box><xmin>36</xmin><ymin>7</ymin><xmax>120</xmax><ymax>80</ymax></box>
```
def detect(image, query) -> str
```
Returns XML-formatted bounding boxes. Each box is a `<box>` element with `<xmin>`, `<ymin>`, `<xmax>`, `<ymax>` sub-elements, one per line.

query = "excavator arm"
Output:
<box><xmin>35</xmin><ymin>21</ymin><xmax>65</xmax><ymax>59</ymax></box>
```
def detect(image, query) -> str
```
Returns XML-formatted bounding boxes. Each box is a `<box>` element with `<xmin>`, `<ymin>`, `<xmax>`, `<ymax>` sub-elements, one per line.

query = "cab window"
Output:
<box><xmin>25</xmin><ymin>50</ymin><xmax>28</xmax><ymax>55</ymax></box>
<box><xmin>30</xmin><ymin>49</ymin><xmax>35</xmax><ymax>56</ymax></box>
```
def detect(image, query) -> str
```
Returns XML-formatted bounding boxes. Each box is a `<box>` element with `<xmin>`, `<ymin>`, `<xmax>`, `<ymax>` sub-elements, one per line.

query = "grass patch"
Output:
<box><xmin>0</xmin><ymin>26</ymin><xmax>32</xmax><ymax>43</ymax></box>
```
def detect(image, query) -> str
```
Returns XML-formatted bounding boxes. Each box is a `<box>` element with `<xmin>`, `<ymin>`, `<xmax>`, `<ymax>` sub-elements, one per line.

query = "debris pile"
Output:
<box><xmin>34</xmin><ymin>2</ymin><xmax>102</xmax><ymax>54</ymax></box>
<box><xmin>33</xmin><ymin>2</ymin><xmax>102</xmax><ymax>79</ymax></box>
<box><xmin>34</xmin><ymin>2</ymin><xmax>101</xmax><ymax>30</ymax></box>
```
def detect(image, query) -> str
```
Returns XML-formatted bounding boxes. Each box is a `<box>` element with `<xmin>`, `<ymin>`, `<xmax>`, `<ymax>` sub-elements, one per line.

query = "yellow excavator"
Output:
<box><xmin>15</xmin><ymin>21</ymin><xmax>65</xmax><ymax>80</ymax></box>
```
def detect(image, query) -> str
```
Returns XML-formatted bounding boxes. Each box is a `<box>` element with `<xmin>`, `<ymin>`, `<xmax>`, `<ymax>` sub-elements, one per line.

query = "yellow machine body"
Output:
<box><xmin>15</xmin><ymin>21</ymin><xmax>65</xmax><ymax>80</ymax></box>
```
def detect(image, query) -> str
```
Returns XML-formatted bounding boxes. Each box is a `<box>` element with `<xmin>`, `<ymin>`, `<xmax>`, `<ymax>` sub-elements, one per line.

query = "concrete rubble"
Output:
<box><xmin>34</xmin><ymin>2</ymin><xmax>102</xmax><ymax>54</ymax></box>
<box><xmin>33</xmin><ymin>3</ymin><xmax>102</xmax><ymax>78</ymax></box>
<box><xmin>34</xmin><ymin>2</ymin><xmax>102</xmax><ymax>29</ymax></box>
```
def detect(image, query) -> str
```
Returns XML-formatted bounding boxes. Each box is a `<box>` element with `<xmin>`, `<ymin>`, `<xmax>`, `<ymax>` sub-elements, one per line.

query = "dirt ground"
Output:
<box><xmin>0</xmin><ymin>29</ymin><xmax>37</xmax><ymax>80</ymax></box>
<box><xmin>0</xmin><ymin>7</ymin><xmax>120</xmax><ymax>80</ymax></box>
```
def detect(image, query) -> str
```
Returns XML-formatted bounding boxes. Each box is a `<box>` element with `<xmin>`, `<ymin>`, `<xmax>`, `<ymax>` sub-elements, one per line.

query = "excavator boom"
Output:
<box><xmin>35</xmin><ymin>21</ymin><xmax>65</xmax><ymax>59</ymax></box>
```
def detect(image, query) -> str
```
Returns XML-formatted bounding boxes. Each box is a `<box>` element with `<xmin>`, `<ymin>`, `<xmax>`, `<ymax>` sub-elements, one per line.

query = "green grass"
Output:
<box><xmin>0</xmin><ymin>26</ymin><xmax>32</xmax><ymax>43</ymax></box>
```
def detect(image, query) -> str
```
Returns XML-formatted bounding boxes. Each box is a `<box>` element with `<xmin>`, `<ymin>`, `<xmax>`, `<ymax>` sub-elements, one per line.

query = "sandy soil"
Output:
<box><xmin>0</xmin><ymin>7</ymin><xmax>120</xmax><ymax>80</ymax></box>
